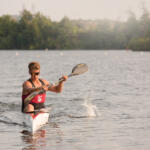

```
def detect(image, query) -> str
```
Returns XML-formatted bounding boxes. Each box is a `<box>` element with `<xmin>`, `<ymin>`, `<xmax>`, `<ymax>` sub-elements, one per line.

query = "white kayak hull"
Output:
<box><xmin>23</xmin><ymin>112</ymin><xmax>49</xmax><ymax>133</ymax></box>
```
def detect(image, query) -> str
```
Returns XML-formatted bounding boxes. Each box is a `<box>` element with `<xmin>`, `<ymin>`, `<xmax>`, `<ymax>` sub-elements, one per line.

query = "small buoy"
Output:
<box><xmin>15</xmin><ymin>52</ymin><xmax>19</xmax><ymax>56</ymax></box>
<box><xmin>60</xmin><ymin>52</ymin><xmax>64</xmax><ymax>56</ymax></box>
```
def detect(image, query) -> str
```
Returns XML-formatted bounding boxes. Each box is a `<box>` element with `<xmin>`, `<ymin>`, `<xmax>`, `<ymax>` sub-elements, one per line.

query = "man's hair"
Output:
<box><xmin>28</xmin><ymin>62</ymin><xmax>40</xmax><ymax>71</ymax></box>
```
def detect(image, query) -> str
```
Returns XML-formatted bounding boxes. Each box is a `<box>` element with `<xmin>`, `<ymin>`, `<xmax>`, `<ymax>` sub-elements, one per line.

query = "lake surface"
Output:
<box><xmin>0</xmin><ymin>50</ymin><xmax>150</xmax><ymax>150</ymax></box>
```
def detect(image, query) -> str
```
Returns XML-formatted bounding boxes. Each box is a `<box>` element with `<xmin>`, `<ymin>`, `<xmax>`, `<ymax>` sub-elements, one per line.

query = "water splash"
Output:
<box><xmin>82</xmin><ymin>92</ymin><xmax>100</xmax><ymax>117</ymax></box>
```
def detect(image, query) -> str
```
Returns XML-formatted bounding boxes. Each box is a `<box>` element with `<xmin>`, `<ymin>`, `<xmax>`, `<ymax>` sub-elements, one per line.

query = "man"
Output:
<box><xmin>22</xmin><ymin>62</ymin><xmax>68</xmax><ymax>113</ymax></box>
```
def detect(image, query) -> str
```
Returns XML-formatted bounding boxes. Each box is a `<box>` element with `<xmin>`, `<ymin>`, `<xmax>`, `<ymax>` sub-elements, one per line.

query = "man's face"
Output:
<box><xmin>30</xmin><ymin>69</ymin><xmax>40</xmax><ymax>79</ymax></box>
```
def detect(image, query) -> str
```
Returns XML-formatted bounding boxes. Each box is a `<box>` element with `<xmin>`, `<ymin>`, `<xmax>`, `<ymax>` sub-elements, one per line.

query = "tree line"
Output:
<box><xmin>0</xmin><ymin>9</ymin><xmax>150</xmax><ymax>51</ymax></box>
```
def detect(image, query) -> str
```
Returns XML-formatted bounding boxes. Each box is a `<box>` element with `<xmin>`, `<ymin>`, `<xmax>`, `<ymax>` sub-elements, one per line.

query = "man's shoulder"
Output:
<box><xmin>23</xmin><ymin>79</ymin><xmax>32</xmax><ymax>87</ymax></box>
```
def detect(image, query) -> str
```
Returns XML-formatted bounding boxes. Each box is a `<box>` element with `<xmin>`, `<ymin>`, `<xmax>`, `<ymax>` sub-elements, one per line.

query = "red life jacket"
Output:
<box><xmin>22</xmin><ymin>79</ymin><xmax>46</xmax><ymax>112</ymax></box>
<box><xmin>22</xmin><ymin>93</ymin><xmax>46</xmax><ymax>104</ymax></box>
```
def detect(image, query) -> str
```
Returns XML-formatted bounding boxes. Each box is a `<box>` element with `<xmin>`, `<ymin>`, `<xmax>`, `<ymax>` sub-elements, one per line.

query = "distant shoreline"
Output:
<box><xmin>0</xmin><ymin>9</ymin><xmax>150</xmax><ymax>51</ymax></box>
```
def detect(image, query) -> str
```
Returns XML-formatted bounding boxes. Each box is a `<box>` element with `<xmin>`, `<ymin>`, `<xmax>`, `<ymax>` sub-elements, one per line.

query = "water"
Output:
<box><xmin>0</xmin><ymin>50</ymin><xmax>150</xmax><ymax>150</ymax></box>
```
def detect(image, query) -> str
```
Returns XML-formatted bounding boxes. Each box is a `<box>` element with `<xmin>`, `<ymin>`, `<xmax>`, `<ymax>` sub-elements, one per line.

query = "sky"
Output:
<box><xmin>0</xmin><ymin>0</ymin><xmax>150</xmax><ymax>21</ymax></box>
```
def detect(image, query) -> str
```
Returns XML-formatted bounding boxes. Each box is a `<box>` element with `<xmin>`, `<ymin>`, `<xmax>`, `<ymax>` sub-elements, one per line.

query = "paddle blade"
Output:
<box><xmin>71</xmin><ymin>63</ymin><xmax>88</xmax><ymax>76</ymax></box>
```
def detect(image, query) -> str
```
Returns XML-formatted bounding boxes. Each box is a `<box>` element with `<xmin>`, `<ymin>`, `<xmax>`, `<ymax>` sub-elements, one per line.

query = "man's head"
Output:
<box><xmin>28</xmin><ymin>62</ymin><xmax>40</xmax><ymax>76</ymax></box>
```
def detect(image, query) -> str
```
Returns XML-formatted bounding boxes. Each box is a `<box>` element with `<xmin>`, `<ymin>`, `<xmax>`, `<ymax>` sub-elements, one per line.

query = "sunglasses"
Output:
<box><xmin>32</xmin><ymin>72</ymin><xmax>40</xmax><ymax>75</ymax></box>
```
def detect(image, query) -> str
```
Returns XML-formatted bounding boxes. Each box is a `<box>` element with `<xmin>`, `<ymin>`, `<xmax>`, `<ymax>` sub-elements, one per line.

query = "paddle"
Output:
<box><xmin>24</xmin><ymin>63</ymin><xmax>88</xmax><ymax>105</ymax></box>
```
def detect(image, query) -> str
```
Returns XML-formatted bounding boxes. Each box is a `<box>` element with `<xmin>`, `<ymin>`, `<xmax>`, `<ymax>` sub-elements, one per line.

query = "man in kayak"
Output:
<box><xmin>22</xmin><ymin>62</ymin><xmax>68</xmax><ymax>113</ymax></box>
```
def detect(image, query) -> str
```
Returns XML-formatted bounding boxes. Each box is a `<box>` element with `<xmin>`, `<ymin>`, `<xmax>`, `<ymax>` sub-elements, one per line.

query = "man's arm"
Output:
<box><xmin>41</xmin><ymin>76</ymin><xmax>68</xmax><ymax>93</ymax></box>
<box><xmin>40</xmin><ymin>79</ymin><xmax>62</xmax><ymax>93</ymax></box>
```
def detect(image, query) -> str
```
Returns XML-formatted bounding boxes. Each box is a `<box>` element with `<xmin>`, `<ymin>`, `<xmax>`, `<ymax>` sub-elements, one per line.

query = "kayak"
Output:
<box><xmin>23</xmin><ymin>110</ymin><xmax>49</xmax><ymax>133</ymax></box>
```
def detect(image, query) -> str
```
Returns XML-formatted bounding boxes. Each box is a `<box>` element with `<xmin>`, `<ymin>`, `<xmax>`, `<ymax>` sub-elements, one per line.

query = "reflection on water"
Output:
<box><xmin>21</xmin><ymin>130</ymin><xmax>46</xmax><ymax>150</ymax></box>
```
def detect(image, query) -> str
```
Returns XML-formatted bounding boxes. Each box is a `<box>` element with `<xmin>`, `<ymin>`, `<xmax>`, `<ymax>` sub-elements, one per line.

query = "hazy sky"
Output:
<box><xmin>0</xmin><ymin>0</ymin><xmax>150</xmax><ymax>21</ymax></box>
